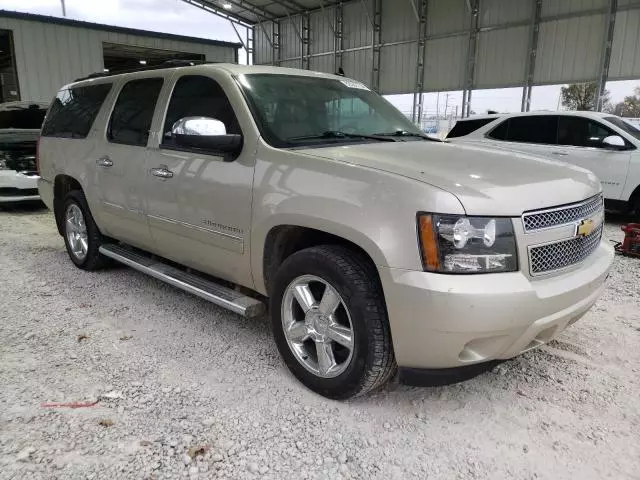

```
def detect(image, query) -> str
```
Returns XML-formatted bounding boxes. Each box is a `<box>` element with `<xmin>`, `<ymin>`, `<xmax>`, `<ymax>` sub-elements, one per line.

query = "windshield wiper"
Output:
<box><xmin>286</xmin><ymin>130</ymin><xmax>396</xmax><ymax>142</ymax></box>
<box><xmin>373</xmin><ymin>130</ymin><xmax>439</xmax><ymax>140</ymax></box>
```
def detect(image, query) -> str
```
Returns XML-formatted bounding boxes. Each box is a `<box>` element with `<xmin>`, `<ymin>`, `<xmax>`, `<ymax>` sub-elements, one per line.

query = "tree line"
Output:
<box><xmin>561</xmin><ymin>83</ymin><xmax>640</xmax><ymax>117</ymax></box>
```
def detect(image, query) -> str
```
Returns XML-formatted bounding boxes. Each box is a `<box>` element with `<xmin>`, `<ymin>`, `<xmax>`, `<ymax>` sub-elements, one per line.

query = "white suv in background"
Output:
<box><xmin>447</xmin><ymin>111</ymin><xmax>640</xmax><ymax>217</ymax></box>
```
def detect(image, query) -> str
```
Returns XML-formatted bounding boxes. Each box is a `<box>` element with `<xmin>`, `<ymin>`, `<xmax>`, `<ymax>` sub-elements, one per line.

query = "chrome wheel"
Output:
<box><xmin>65</xmin><ymin>203</ymin><xmax>88</xmax><ymax>261</ymax></box>
<box><xmin>281</xmin><ymin>275</ymin><xmax>354</xmax><ymax>378</ymax></box>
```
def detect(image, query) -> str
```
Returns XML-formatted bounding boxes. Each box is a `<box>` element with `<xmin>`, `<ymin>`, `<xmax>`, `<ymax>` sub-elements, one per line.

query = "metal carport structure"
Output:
<box><xmin>182</xmin><ymin>0</ymin><xmax>640</xmax><ymax>120</ymax></box>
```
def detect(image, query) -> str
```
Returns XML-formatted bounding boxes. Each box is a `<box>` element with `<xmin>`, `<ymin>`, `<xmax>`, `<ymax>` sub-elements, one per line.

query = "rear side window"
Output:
<box><xmin>108</xmin><ymin>78</ymin><xmax>164</xmax><ymax>146</ymax></box>
<box><xmin>0</xmin><ymin>107</ymin><xmax>47</xmax><ymax>129</ymax></box>
<box><xmin>42</xmin><ymin>84</ymin><xmax>112</xmax><ymax>138</ymax></box>
<box><xmin>447</xmin><ymin>118</ymin><xmax>496</xmax><ymax>138</ymax></box>
<box><xmin>489</xmin><ymin>116</ymin><xmax>558</xmax><ymax>144</ymax></box>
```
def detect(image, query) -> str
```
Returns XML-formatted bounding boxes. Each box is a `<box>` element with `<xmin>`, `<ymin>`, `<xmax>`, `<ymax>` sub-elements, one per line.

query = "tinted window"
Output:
<box><xmin>0</xmin><ymin>106</ymin><xmax>47</xmax><ymax>129</ymax></box>
<box><xmin>42</xmin><ymin>84</ymin><xmax>111</xmax><ymax>138</ymax></box>
<box><xmin>505</xmin><ymin>116</ymin><xmax>558</xmax><ymax>144</ymax></box>
<box><xmin>447</xmin><ymin>118</ymin><xmax>496</xmax><ymax>138</ymax></box>
<box><xmin>558</xmin><ymin>116</ymin><xmax>618</xmax><ymax>148</ymax></box>
<box><xmin>163</xmin><ymin>75</ymin><xmax>240</xmax><ymax>145</ymax></box>
<box><xmin>604</xmin><ymin>116</ymin><xmax>640</xmax><ymax>142</ymax></box>
<box><xmin>108</xmin><ymin>78</ymin><xmax>163</xmax><ymax>146</ymax></box>
<box><xmin>487</xmin><ymin>120</ymin><xmax>508</xmax><ymax>140</ymax></box>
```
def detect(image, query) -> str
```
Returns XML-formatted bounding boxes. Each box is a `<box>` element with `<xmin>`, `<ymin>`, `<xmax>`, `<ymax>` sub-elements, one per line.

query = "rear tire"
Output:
<box><xmin>270</xmin><ymin>245</ymin><xmax>396</xmax><ymax>399</ymax></box>
<box><xmin>61</xmin><ymin>190</ymin><xmax>110</xmax><ymax>271</ymax></box>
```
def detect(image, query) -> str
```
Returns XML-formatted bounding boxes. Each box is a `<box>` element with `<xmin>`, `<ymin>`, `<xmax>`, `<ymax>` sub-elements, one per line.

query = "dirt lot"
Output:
<box><xmin>0</xmin><ymin>204</ymin><xmax>639</xmax><ymax>480</ymax></box>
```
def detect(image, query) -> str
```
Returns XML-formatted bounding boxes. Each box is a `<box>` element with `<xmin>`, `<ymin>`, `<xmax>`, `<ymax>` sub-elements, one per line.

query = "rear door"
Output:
<box><xmin>554</xmin><ymin>116</ymin><xmax>630</xmax><ymax>200</ymax></box>
<box><xmin>94</xmin><ymin>77</ymin><xmax>164</xmax><ymax>249</ymax></box>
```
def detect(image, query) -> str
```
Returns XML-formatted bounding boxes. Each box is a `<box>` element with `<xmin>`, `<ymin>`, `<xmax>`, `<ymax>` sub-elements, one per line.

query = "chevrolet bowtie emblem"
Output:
<box><xmin>576</xmin><ymin>219</ymin><xmax>595</xmax><ymax>237</ymax></box>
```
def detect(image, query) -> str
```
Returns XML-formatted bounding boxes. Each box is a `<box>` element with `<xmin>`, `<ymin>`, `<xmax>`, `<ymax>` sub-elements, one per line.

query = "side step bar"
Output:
<box><xmin>99</xmin><ymin>244</ymin><xmax>265</xmax><ymax>318</ymax></box>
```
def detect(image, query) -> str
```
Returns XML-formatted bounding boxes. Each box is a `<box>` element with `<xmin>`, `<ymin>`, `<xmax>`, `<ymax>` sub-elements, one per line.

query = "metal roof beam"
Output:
<box><xmin>179</xmin><ymin>0</ymin><xmax>254</xmax><ymax>27</ymax></box>
<box><xmin>187</xmin><ymin>0</ymin><xmax>279</xmax><ymax>23</ymax></box>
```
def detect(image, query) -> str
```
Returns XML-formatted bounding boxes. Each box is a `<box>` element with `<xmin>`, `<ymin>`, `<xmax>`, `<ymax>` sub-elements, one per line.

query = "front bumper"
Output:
<box><xmin>0</xmin><ymin>170</ymin><xmax>40</xmax><ymax>202</ymax></box>
<box><xmin>379</xmin><ymin>241</ymin><xmax>614</xmax><ymax>369</ymax></box>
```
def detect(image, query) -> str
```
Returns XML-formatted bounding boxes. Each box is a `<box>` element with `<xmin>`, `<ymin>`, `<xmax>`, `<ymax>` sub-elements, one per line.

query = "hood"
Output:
<box><xmin>297</xmin><ymin>140</ymin><xmax>600</xmax><ymax>216</ymax></box>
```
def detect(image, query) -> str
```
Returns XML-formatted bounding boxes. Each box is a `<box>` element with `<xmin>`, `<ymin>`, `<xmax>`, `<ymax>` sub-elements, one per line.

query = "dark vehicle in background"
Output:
<box><xmin>0</xmin><ymin>101</ymin><xmax>48</xmax><ymax>203</ymax></box>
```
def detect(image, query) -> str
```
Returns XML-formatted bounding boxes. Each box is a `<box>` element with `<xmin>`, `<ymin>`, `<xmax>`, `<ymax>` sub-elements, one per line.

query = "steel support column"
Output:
<box><xmin>371</xmin><ymin>0</ymin><xmax>383</xmax><ymax>92</ymax></box>
<box><xmin>521</xmin><ymin>0</ymin><xmax>542</xmax><ymax>111</ymax></box>
<box><xmin>334</xmin><ymin>2</ymin><xmax>344</xmax><ymax>73</ymax></box>
<box><xmin>272</xmin><ymin>21</ymin><xmax>281</xmax><ymax>66</ymax></box>
<box><xmin>302</xmin><ymin>12</ymin><xmax>311</xmax><ymax>69</ymax></box>
<box><xmin>411</xmin><ymin>0</ymin><xmax>428</xmax><ymax>124</ymax></box>
<box><xmin>461</xmin><ymin>0</ymin><xmax>479</xmax><ymax>118</ymax></box>
<box><xmin>595</xmin><ymin>0</ymin><xmax>618</xmax><ymax>111</ymax></box>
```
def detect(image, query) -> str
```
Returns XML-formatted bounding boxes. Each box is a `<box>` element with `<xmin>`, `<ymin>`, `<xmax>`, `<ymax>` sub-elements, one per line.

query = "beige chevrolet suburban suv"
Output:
<box><xmin>38</xmin><ymin>64</ymin><xmax>614</xmax><ymax>399</ymax></box>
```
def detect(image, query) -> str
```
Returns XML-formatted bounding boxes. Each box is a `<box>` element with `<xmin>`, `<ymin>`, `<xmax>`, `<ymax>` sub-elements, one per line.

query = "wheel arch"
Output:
<box><xmin>260</xmin><ymin>222</ymin><xmax>385</xmax><ymax>297</ymax></box>
<box><xmin>53</xmin><ymin>174</ymin><xmax>84</xmax><ymax>235</ymax></box>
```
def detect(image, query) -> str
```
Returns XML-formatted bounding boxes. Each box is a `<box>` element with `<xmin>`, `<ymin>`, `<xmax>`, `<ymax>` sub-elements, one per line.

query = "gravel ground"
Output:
<box><xmin>1</xmin><ymin>203</ymin><xmax>639</xmax><ymax>480</ymax></box>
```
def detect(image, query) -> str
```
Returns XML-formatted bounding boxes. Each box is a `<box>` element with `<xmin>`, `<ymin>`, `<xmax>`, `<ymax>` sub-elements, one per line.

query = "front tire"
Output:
<box><xmin>61</xmin><ymin>190</ymin><xmax>110</xmax><ymax>271</ymax></box>
<box><xmin>270</xmin><ymin>246</ymin><xmax>396</xmax><ymax>399</ymax></box>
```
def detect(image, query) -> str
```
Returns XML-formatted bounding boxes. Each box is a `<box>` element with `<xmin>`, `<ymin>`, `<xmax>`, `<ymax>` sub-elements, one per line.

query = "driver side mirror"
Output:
<box><xmin>171</xmin><ymin>117</ymin><xmax>243</xmax><ymax>159</ymax></box>
<box><xmin>602</xmin><ymin>135</ymin><xmax>627</xmax><ymax>150</ymax></box>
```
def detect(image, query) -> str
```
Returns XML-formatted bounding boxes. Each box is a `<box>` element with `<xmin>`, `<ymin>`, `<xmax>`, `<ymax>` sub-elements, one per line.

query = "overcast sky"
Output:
<box><xmin>3</xmin><ymin>0</ymin><xmax>639</xmax><ymax>115</ymax></box>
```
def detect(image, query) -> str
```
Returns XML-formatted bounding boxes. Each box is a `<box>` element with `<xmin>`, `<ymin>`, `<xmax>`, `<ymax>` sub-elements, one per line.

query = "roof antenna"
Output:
<box><xmin>336</xmin><ymin>67</ymin><xmax>345</xmax><ymax>76</ymax></box>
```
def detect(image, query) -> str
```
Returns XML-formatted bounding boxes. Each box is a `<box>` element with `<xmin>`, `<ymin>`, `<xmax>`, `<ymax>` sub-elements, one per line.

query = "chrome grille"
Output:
<box><xmin>529</xmin><ymin>224</ymin><xmax>603</xmax><ymax>275</ymax></box>
<box><xmin>522</xmin><ymin>194</ymin><xmax>603</xmax><ymax>232</ymax></box>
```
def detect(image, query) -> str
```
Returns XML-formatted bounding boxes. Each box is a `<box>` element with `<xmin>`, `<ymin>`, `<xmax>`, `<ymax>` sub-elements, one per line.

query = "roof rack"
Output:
<box><xmin>74</xmin><ymin>59</ymin><xmax>216</xmax><ymax>82</ymax></box>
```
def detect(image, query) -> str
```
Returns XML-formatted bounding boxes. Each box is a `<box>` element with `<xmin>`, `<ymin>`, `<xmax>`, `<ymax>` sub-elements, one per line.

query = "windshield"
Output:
<box><xmin>604</xmin><ymin>116</ymin><xmax>640</xmax><ymax>142</ymax></box>
<box><xmin>237</xmin><ymin>74</ymin><xmax>423</xmax><ymax>147</ymax></box>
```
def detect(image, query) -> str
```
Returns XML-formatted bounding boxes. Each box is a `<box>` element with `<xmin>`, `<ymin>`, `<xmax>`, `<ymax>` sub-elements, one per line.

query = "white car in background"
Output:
<box><xmin>446</xmin><ymin>111</ymin><xmax>640</xmax><ymax>218</ymax></box>
<box><xmin>0</xmin><ymin>101</ymin><xmax>48</xmax><ymax>203</ymax></box>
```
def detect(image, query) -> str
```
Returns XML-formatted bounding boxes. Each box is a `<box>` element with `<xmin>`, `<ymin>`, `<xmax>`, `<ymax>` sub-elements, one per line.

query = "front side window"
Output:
<box><xmin>603</xmin><ymin>116</ymin><xmax>640</xmax><ymax>142</ymax></box>
<box><xmin>162</xmin><ymin>75</ymin><xmax>240</xmax><ymax>147</ymax></box>
<box><xmin>42</xmin><ymin>83</ymin><xmax>112</xmax><ymax>139</ymax></box>
<box><xmin>108</xmin><ymin>77</ymin><xmax>163</xmax><ymax>146</ymax></box>
<box><xmin>558</xmin><ymin>116</ymin><xmax>617</xmax><ymax>148</ymax></box>
<box><xmin>237</xmin><ymin>74</ymin><xmax>423</xmax><ymax>147</ymax></box>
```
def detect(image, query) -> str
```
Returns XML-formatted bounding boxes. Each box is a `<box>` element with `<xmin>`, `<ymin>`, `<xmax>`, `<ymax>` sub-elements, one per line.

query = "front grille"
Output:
<box><xmin>529</xmin><ymin>224</ymin><xmax>603</xmax><ymax>275</ymax></box>
<box><xmin>0</xmin><ymin>187</ymin><xmax>39</xmax><ymax>197</ymax></box>
<box><xmin>522</xmin><ymin>194</ymin><xmax>603</xmax><ymax>232</ymax></box>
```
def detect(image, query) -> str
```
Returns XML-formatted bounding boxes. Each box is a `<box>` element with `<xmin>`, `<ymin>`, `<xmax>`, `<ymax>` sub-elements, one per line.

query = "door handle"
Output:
<box><xmin>150</xmin><ymin>166</ymin><xmax>174</xmax><ymax>179</ymax></box>
<box><xmin>551</xmin><ymin>151</ymin><xmax>568</xmax><ymax>156</ymax></box>
<box><xmin>96</xmin><ymin>156</ymin><xmax>113</xmax><ymax>167</ymax></box>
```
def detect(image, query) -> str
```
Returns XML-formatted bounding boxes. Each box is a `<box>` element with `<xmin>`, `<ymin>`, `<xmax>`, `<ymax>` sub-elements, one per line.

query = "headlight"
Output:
<box><xmin>417</xmin><ymin>214</ymin><xmax>517</xmax><ymax>273</ymax></box>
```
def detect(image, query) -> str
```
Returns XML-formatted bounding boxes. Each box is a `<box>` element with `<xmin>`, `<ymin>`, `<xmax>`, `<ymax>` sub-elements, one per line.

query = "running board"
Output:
<box><xmin>98</xmin><ymin>244</ymin><xmax>265</xmax><ymax>318</ymax></box>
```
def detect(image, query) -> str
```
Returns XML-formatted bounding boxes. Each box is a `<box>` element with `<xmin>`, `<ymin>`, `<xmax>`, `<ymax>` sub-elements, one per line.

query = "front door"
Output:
<box><xmin>144</xmin><ymin>74</ymin><xmax>255</xmax><ymax>288</ymax></box>
<box><xmin>95</xmin><ymin>77</ymin><xmax>164</xmax><ymax>249</ymax></box>
<box><xmin>554</xmin><ymin>116</ymin><xmax>631</xmax><ymax>200</ymax></box>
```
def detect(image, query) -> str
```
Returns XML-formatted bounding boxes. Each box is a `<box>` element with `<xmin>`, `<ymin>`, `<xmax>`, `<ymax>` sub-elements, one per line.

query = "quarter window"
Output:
<box><xmin>162</xmin><ymin>75</ymin><xmax>240</xmax><ymax>147</ymax></box>
<box><xmin>41</xmin><ymin>83</ymin><xmax>112</xmax><ymax>139</ymax></box>
<box><xmin>108</xmin><ymin>78</ymin><xmax>164</xmax><ymax>146</ymax></box>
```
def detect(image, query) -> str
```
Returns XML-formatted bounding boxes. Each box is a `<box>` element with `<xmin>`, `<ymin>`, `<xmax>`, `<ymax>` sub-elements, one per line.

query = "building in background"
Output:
<box><xmin>0</xmin><ymin>10</ymin><xmax>239</xmax><ymax>103</ymax></box>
